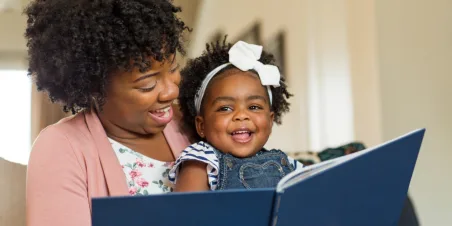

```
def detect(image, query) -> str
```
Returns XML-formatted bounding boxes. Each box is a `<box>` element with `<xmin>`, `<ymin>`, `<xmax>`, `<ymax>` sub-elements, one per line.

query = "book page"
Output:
<box><xmin>277</xmin><ymin>143</ymin><xmax>376</xmax><ymax>192</ymax></box>
<box><xmin>276</xmin><ymin>129</ymin><xmax>424</xmax><ymax>193</ymax></box>
<box><xmin>276</xmin><ymin>158</ymin><xmax>338</xmax><ymax>192</ymax></box>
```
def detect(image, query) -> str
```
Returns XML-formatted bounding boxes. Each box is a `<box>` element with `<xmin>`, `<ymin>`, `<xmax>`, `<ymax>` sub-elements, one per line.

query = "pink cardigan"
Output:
<box><xmin>26</xmin><ymin>110</ymin><xmax>190</xmax><ymax>226</ymax></box>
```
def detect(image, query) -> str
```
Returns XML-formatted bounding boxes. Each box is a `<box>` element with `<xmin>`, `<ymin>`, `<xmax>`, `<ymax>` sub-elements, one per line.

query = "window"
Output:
<box><xmin>0</xmin><ymin>70</ymin><xmax>31</xmax><ymax>165</ymax></box>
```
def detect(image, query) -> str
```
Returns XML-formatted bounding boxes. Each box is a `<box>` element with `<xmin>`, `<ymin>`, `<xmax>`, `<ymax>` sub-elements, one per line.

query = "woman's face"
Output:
<box><xmin>98</xmin><ymin>55</ymin><xmax>181</xmax><ymax>137</ymax></box>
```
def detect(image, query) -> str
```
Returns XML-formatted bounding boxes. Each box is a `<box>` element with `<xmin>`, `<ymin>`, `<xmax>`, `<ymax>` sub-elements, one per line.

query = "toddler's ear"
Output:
<box><xmin>195</xmin><ymin>116</ymin><xmax>206</xmax><ymax>138</ymax></box>
<box><xmin>270</xmin><ymin>111</ymin><xmax>275</xmax><ymax>123</ymax></box>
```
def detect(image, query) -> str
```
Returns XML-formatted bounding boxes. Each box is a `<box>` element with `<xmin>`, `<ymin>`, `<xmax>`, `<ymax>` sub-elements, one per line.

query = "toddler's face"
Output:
<box><xmin>196</xmin><ymin>70</ymin><xmax>274</xmax><ymax>158</ymax></box>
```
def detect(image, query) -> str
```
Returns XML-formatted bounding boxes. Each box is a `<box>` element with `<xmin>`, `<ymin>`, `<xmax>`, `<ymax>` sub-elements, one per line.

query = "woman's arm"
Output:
<box><xmin>173</xmin><ymin>161</ymin><xmax>209</xmax><ymax>192</ymax></box>
<box><xmin>27</xmin><ymin>128</ymin><xmax>90</xmax><ymax>226</ymax></box>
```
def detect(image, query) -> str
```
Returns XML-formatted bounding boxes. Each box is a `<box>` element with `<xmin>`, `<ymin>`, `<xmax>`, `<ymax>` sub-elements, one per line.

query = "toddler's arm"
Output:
<box><xmin>174</xmin><ymin>161</ymin><xmax>210</xmax><ymax>192</ymax></box>
<box><xmin>169</xmin><ymin>141</ymin><xmax>220</xmax><ymax>191</ymax></box>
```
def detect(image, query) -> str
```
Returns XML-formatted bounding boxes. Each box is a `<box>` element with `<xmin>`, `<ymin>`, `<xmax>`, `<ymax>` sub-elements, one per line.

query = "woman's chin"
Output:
<box><xmin>140</xmin><ymin>124</ymin><xmax>167</xmax><ymax>136</ymax></box>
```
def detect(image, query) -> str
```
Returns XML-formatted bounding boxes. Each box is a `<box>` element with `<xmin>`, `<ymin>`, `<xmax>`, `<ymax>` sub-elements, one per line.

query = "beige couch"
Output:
<box><xmin>0</xmin><ymin>158</ymin><xmax>26</xmax><ymax>226</ymax></box>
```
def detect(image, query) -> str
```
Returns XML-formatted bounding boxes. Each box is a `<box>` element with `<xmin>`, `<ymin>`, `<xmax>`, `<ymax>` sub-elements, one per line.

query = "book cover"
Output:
<box><xmin>92</xmin><ymin>129</ymin><xmax>425</xmax><ymax>226</ymax></box>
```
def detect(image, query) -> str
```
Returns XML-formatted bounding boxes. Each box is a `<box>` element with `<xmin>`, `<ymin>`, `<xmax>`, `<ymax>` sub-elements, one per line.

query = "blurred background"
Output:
<box><xmin>0</xmin><ymin>0</ymin><xmax>451</xmax><ymax>225</ymax></box>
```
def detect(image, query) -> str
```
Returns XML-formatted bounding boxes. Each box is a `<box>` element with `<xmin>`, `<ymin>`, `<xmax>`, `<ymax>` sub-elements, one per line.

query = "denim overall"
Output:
<box><xmin>214</xmin><ymin>149</ymin><xmax>294</xmax><ymax>190</ymax></box>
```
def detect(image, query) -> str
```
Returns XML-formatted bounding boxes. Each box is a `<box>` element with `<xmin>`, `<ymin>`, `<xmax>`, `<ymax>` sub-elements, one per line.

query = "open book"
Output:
<box><xmin>92</xmin><ymin>129</ymin><xmax>425</xmax><ymax>226</ymax></box>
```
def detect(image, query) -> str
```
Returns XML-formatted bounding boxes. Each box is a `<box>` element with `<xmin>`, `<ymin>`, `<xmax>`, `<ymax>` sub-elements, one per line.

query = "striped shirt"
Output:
<box><xmin>168</xmin><ymin>141</ymin><xmax>302</xmax><ymax>190</ymax></box>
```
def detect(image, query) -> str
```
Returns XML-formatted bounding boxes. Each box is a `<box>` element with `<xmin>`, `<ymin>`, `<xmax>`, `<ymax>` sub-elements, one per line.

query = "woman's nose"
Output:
<box><xmin>158</xmin><ymin>72</ymin><xmax>180</xmax><ymax>103</ymax></box>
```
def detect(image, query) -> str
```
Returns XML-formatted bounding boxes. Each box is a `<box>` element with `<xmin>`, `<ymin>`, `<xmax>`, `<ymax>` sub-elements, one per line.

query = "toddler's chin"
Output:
<box><xmin>227</xmin><ymin>148</ymin><xmax>261</xmax><ymax>158</ymax></box>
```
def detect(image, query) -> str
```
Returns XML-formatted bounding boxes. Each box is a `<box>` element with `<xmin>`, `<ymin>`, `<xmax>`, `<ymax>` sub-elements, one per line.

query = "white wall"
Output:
<box><xmin>376</xmin><ymin>0</ymin><xmax>452</xmax><ymax>225</ymax></box>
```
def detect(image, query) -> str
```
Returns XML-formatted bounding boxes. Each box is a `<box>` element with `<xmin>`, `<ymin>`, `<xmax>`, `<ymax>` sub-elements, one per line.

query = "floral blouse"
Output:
<box><xmin>109</xmin><ymin>138</ymin><xmax>175</xmax><ymax>195</ymax></box>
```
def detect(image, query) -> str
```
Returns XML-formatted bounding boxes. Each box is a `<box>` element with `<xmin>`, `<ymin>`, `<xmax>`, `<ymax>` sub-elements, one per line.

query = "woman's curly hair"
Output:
<box><xmin>179</xmin><ymin>37</ymin><xmax>293</xmax><ymax>141</ymax></box>
<box><xmin>24</xmin><ymin>0</ymin><xmax>189</xmax><ymax>113</ymax></box>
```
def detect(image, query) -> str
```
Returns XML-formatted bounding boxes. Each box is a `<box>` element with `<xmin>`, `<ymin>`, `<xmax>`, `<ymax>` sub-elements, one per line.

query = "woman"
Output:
<box><xmin>24</xmin><ymin>0</ymin><xmax>191</xmax><ymax>225</ymax></box>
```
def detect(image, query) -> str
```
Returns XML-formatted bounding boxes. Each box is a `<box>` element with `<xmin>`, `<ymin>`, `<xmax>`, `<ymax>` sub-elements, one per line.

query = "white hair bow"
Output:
<box><xmin>194</xmin><ymin>40</ymin><xmax>281</xmax><ymax>114</ymax></box>
<box><xmin>228</xmin><ymin>41</ymin><xmax>281</xmax><ymax>87</ymax></box>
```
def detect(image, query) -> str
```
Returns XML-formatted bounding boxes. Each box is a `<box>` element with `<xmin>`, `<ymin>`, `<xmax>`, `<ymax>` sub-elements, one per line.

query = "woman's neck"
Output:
<box><xmin>101</xmin><ymin>118</ymin><xmax>175</xmax><ymax>162</ymax></box>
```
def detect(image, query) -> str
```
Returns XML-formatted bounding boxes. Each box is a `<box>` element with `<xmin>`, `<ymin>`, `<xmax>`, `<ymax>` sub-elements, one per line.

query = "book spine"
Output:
<box><xmin>270</xmin><ymin>193</ymin><xmax>282</xmax><ymax>226</ymax></box>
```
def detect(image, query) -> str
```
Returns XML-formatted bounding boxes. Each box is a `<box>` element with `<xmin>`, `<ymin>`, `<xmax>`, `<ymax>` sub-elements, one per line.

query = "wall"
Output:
<box><xmin>0</xmin><ymin>7</ymin><xmax>28</xmax><ymax>70</ymax></box>
<box><xmin>0</xmin><ymin>10</ymin><xmax>27</xmax><ymax>53</ymax></box>
<box><xmin>346</xmin><ymin>0</ymin><xmax>383</xmax><ymax>148</ymax></box>
<box><xmin>376</xmin><ymin>0</ymin><xmax>452</xmax><ymax>225</ymax></box>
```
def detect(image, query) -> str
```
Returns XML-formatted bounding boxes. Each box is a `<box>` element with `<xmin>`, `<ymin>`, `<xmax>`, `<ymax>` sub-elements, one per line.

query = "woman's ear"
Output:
<box><xmin>195</xmin><ymin>116</ymin><xmax>206</xmax><ymax>138</ymax></box>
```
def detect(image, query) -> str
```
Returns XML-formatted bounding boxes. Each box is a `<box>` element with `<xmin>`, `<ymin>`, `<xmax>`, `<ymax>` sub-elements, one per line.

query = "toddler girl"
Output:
<box><xmin>168</xmin><ymin>39</ymin><xmax>302</xmax><ymax>192</ymax></box>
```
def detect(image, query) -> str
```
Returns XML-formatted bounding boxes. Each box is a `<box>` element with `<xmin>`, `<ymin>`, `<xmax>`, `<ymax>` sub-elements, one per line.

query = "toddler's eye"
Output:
<box><xmin>249</xmin><ymin>105</ymin><xmax>262</xmax><ymax>111</ymax></box>
<box><xmin>217</xmin><ymin>106</ymin><xmax>232</xmax><ymax>112</ymax></box>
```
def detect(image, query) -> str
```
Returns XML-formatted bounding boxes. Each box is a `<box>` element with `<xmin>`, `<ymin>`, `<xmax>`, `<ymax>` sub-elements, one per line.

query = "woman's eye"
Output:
<box><xmin>139</xmin><ymin>81</ymin><xmax>157</xmax><ymax>92</ymax></box>
<box><xmin>170</xmin><ymin>64</ymin><xmax>180</xmax><ymax>73</ymax></box>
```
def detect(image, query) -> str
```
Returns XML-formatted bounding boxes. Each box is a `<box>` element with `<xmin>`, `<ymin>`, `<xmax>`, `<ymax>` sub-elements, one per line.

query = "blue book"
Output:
<box><xmin>92</xmin><ymin>129</ymin><xmax>425</xmax><ymax>226</ymax></box>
